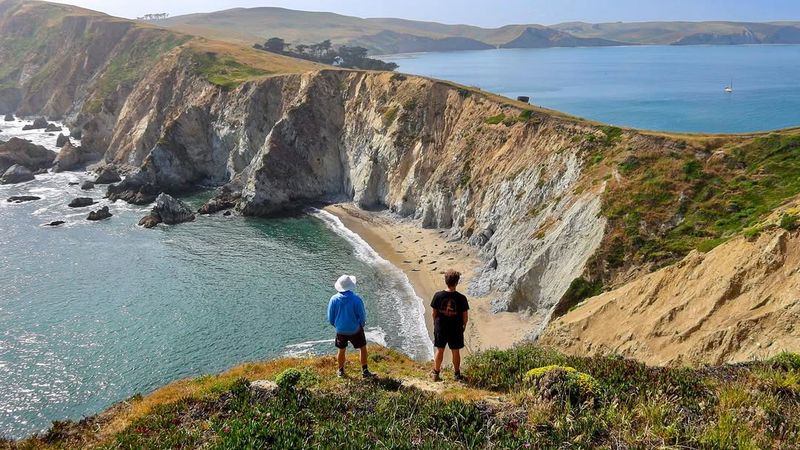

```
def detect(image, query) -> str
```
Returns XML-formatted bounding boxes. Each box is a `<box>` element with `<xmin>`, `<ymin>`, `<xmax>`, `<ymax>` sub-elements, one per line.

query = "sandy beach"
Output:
<box><xmin>326</xmin><ymin>204</ymin><xmax>535</xmax><ymax>362</ymax></box>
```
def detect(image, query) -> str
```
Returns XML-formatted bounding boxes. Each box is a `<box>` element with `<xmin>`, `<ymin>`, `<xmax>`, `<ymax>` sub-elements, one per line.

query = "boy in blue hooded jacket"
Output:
<box><xmin>328</xmin><ymin>275</ymin><xmax>374</xmax><ymax>378</ymax></box>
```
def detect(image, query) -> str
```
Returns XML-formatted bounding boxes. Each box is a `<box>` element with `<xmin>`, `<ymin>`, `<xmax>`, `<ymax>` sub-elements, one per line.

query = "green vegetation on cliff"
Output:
<box><xmin>8</xmin><ymin>346</ymin><xmax>800</xmax><ymax>449</ymax></box>
<box><xmin>192</xmin><ymin>51</ymin><xmax>270</xmax><ymax>90</ymax></box>
<box><xmin>593</xmin><ymin>130</ymin><xmax>800</xmax><ymax>281</ymax></box>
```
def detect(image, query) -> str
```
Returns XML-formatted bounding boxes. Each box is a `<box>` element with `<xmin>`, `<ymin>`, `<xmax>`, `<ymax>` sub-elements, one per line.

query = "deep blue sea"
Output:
<box><xmin>385</xmin><ymin>45</ymin><xmax>800</xmax><ymax>133</ymax></box>
<box><xmin>0</xmin><ymin>120</ymin><xmax>431</xmax><ymax>439</ymax></box>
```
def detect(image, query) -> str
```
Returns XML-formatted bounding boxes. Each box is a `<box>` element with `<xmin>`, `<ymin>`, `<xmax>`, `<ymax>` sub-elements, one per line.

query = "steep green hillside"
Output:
<box><xmin>590</xmin><ymin>129</ymin><xmax>800</xmax><ymax>286</ymax></box>
<box><xmin>6</xmin><ymin>346</ymin><xmax>800</xmax><ymax>448</ymax></box>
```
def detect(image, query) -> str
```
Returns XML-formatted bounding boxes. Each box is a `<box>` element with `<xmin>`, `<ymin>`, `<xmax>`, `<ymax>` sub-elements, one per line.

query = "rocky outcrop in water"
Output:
<box><xmin>45</xmin><ymin>220</ymin><xmax>65</xmax><ymax>227</ymax></box>
<box><xmin>7</xmin><ymin>195</ymin><xmax>41</xmax><ymax>203</ymax></box>
<box><xmin>1</xmin><ymin>164</ymin><xmax>34</xmax><ymax>184</ymax></box>
<box><xmin>44</xmin><ymin>123</ymin><xmax>62</xmax><ymax>132</ymax></box>
<box><xmin>94</xmin><ymin>166</ymin><xmax>122</xmax><ymax>184</ymax></box>
<box><xmin>81</xmin><ymin>181</ymin><xmax>95</xmax><ymax>190</ymax></box>
<box><xmin>68</xmin><ymin>197</ymin><xmax>95</xmax><ymax>208</ymax></box>
<box><xmin>55</xmin><ymin>134</ymin><xmax>70</xmax><ymax>148</ymax></box>
<box><xmin>138</xmin><ymin>215</ymin><xmax>160</xmax><ymax>228</ymax></box>
<box><xmin>22</xmin><ymin>117</ymin><xmax>49</xmax><ymax>130</ymax></box>
<box><xmin>53</xmin><ymin>141</ymin><xmax>101</xmax><ymax>172</ymax></box>
<box><xmin>0</xmin><ymin>138</ymin><xmax>56</xmax><ymax>173</ymax></box>
<box><xmin>3</xmin><ymin>113</ymin><xmax>13</xmax><ymax>121</ymax></box>
<box><xmin>139</xmin><ymin>193</ymin><xmax>195</xmax><ymax>228</ymax></box>
<box><xmin>87</xmin><ymin>206</ymin><xmax>112</xmax><ymax>221</ymax></box>
<box><xmin>107</xmin><ymin>178</ymin><xmax>159</xmax><ymax>205</ymax></box>
<box><xmin>198</xmin><ymin>186</ymin><xmax>240</xmax><ymax>214</ymax></box>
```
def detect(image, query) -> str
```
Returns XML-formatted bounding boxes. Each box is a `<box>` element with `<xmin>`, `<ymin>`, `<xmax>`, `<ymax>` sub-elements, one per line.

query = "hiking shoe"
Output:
<box><xmin>454</xmin><ymin>372</ymin><xmax>465</xmax><ymax>382</ymax></box>
<box><xmin>362</xmin><ymin>369</ymin><xmax>376</xmax><ymax>379</ymax></box>
<box><xmin>337</xmin><ymin>368</ymin><xmax>345</xmax><ymax>378</ymax></box>
<box><xmin>432</xmin><ymin>371</ymin><xmax>442</xmax><ymax>382</ymax></box>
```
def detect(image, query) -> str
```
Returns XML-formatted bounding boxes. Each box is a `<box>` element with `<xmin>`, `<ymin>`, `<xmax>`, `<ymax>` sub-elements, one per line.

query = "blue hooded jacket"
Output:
<box><xmin>327</xmin><ymin>290</ymin><xmax>366</xmax><ymax>335</ymax></box>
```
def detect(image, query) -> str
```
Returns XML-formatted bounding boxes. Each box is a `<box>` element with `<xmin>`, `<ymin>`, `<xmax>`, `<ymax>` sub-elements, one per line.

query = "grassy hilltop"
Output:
<box><xmin>6</xmin><ymin>345</ymin><xmax>800</xmax><ymax>449</ymax></box>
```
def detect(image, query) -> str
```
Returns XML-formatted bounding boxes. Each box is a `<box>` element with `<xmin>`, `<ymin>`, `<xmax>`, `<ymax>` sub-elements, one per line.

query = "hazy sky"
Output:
<box><xmin>51</xmin><ymin>1</ymin><xmax>800</xmax><ymax>26</ymax></box>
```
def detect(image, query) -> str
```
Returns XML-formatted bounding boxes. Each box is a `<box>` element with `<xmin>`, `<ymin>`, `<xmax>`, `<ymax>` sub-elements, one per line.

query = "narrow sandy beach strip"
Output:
<box><xmin>325</xmin><ymin>203</ymin><xmax>534</xmax><ymax>361</ymax></box>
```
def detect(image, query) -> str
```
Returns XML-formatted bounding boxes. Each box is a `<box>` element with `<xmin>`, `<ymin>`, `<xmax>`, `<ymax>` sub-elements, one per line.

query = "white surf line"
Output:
<box><xmin>309</xmin><ymin>208</ymin><xmax>434</xmax><ymax>360</ymax></box>
<box><xmin>282</xmin><ymin>326</ymin><xmax>389</xmax><ymax>358</ymax></box>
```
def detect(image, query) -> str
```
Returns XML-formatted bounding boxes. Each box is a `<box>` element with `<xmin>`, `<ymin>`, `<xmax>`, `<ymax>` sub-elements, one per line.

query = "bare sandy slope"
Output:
<box><xmin>540</xmin><ymin>221</ymin><xmax>800</xmax><ymax>366</ymax></box>
<box><xmin>326</xmin><ymin>204</ymin><xmax>535</xmax><ymax>359</ymax></box>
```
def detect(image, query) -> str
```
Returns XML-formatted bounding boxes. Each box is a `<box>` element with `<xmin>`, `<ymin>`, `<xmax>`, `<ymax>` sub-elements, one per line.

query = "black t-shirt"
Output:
<box><xmin>431</xmin><ymin>290</ymin><xmax>469</xmax><ymax>330</ymax></box>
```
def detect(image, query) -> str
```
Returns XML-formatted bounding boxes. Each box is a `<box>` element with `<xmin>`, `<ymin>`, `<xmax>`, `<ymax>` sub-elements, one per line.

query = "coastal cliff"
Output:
<box><xmin>108</xmin><ymin>66</ymin><xmax>612</xmax><ymax>331</ymax></box>
<box><xmin>3</xmin><ymin>0</ymin><xmax>800</xmax><ymax>359</ymax></box>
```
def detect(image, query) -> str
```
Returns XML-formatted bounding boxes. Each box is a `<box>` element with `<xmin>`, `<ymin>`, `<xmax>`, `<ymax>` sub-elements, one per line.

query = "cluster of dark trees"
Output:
<box><xmin>137</xmin><ymin>13</ymin><xmax>169</xmax><ymax>21</ymax></box>
<box><xmin>254</xmin><ymin>38</ymin><xmax>398</xmax><ymax>71</ymax></box>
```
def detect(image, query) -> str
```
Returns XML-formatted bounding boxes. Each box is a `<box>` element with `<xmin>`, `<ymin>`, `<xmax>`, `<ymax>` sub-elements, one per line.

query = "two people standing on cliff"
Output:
<box><xmin>327</xmin><ymin>270</ymin><xmax>469</xmax><ymax>381</ymax></box>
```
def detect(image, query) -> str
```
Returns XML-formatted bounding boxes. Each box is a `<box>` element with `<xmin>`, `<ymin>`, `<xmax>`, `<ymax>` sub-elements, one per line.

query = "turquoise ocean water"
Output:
<box><xmin>0</xmin><ymin>120</ymin><xmax>431</xmax><ymax>439</ymax></box>
<box><xmin>385</xmin><ymin>45</ymin><xmax>800</xmax><ymax>133</ymax></box>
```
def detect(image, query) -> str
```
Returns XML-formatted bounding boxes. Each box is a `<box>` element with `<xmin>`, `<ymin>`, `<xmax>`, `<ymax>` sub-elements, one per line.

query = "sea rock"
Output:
<box><xmin>94</xmin><ymin>166</ymin><xmax>122</xmax><ymax>184</ymax></box>
<box><xmin>53</xmin><ymin>141</ymin><xmax>100</xmax><ymax>172</ymax></box>
<box><xmin>21</xmin><ymin>117</ymin><xmax>49</xmax><ymax>130</ymax></box>
<box><xmin>107</xmin><ymin>181</ymin><xmax>159</xmax><ymax>205</ymax></box>
<box><xmin>68</xmin><ymin>197</ymin><xmax>95</xmax><ymax>208</ymax></box>
<box><xmin>1</xmin><ymin>164</ymin><xmax>34</xmax><ymax>184</ymax></box>
<box><xmin>138</xmin><ymin>214</ymin><xmax>161</xmax><ymax>228</ymax></box>
<box><xmin>87</xmin><ymin>206</ymin><xmax>112</xmax><ymax>221</ymax></box>
<box><xmin>69</xmin><ymin>128</ymin><xmax>82</xmax><ymax>140</ymax></box>
<box><xmin>7</xmin><ymin>195</ymin><xmax>41</xmax><ymax>203</ymax></box>
<box><xmin>45</xmin><ymin>220</ymin><xmax>65</xmax><ymax>227</ymax></box>
<box><xmin>0</xmin><ymin>137</ymin><xmax>57</xmax><ymax>173</ymax></box>
<box><xmin>3</xmin><ymin>113</ymin><xmax>13</xmax><ymax>122</ymax></box>
<box><xmin>55</xmin><ymin>133</ymin><xmax>70</xmax><ymax>148</ymax></box>
<box><xmin>199</xmin><ymin>186</ymin><xmax>240</xmax><ymax>214</ymax></box>
<box><xmin>150</xmin><ymin>193</ymin><xmax>195</xmax><ymax>225</ymax></box>
<box><xmin>44</xmin><ymin>123</ymin><xmax>62</xmax><ymax>132</ymax></box>
<box><xmin>80</xmin><ymin>181</ymin><xmax>95</xmax><ymax>190</ymax></box>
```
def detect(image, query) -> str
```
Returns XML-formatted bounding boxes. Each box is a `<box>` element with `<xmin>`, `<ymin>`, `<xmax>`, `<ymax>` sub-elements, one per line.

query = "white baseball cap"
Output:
<box><xmin>334</xmin><ymin>275</ymin><xmax>357</xmax><ymax>292</ymax></box>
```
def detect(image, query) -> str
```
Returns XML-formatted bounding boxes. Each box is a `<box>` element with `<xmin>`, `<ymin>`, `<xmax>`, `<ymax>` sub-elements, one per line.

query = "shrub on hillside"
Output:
<box><xmin>524</xmin><ymin>365</ymin><xmax>599</xmax><ymax>406</ymax></box>
<box><xmin>772</xmin><ymin>351</ymin><xmax>800</xmax><ymax>370</ymax></box>
<box><xmin>779</xmin><ymin>213</ymin><xmax>798</xmax><ymax>231</ymax></box>
<box><xmin>275</xmin><ymin>367</ymin><xmax>320</xmax><ymax>391</ymax></box>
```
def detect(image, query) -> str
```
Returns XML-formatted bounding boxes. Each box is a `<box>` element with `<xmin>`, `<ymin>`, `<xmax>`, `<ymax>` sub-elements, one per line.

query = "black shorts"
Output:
<box><xmin>434</xmin><ymin>325</ymin><xmax>464</xmax><ymax>350</ymax></box>
<box><xmin>335</xmin><ymin>327</ymin><xmax>367</xmax><ymax>349</ymax></box>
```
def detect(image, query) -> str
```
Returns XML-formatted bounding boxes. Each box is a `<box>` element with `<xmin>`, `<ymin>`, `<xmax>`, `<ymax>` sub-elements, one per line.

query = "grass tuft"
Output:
<box><xmin>193</xmin><ymin>51</ymin><xmax>269</xmax><ymax>90</ymax></box>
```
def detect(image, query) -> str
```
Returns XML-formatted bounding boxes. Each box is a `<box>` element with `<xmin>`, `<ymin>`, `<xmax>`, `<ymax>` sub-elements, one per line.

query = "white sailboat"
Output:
<box><xmin>724</xmin><ymin>80</ymin><xmax>733</xmax><ymax>93</ymax></box>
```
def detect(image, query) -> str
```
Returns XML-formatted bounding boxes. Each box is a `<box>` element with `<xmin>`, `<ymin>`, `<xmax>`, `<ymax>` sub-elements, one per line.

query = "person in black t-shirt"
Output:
<box><xmin>430</xmin><ymin>269</ymin><xmax>469</xmax><ymax>382</ymax></box>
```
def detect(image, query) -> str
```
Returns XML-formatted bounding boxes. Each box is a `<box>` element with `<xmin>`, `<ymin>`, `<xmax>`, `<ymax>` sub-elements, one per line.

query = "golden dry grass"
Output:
<box><xmin>86</xmin><ymin>345</ymin><xmax>493</xmax><ymax>444</ymax></box>
<box><xmin>185</xmin><ymin>38</ymin><xmax>322</xmax><ymax>75</ymax></box>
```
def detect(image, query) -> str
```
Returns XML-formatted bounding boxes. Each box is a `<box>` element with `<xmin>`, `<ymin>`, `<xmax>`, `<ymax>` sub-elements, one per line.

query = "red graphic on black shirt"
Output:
<box><xmin>439</xmin><ymin>298</ymin><xmax>458</xmax><ymax>318</ymax></box>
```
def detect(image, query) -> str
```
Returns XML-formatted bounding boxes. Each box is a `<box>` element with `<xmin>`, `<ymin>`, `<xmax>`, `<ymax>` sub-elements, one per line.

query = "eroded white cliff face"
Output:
<box><xmin>99</xmin><ymin>69</ymin><xmax>610</xmax><ymax>332</ymax></box>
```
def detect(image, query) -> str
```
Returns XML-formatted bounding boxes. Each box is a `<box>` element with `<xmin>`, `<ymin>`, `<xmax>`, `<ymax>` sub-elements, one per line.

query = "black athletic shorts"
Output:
<box><xmin>434</xmin><ymin>324</ymin><xmax>464</xmax><ymax>350</ymax></box>
<box><xmin>335</xmin><ymin>327</ymin><xmax>367</xmax><ymax>349</ymax></box>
